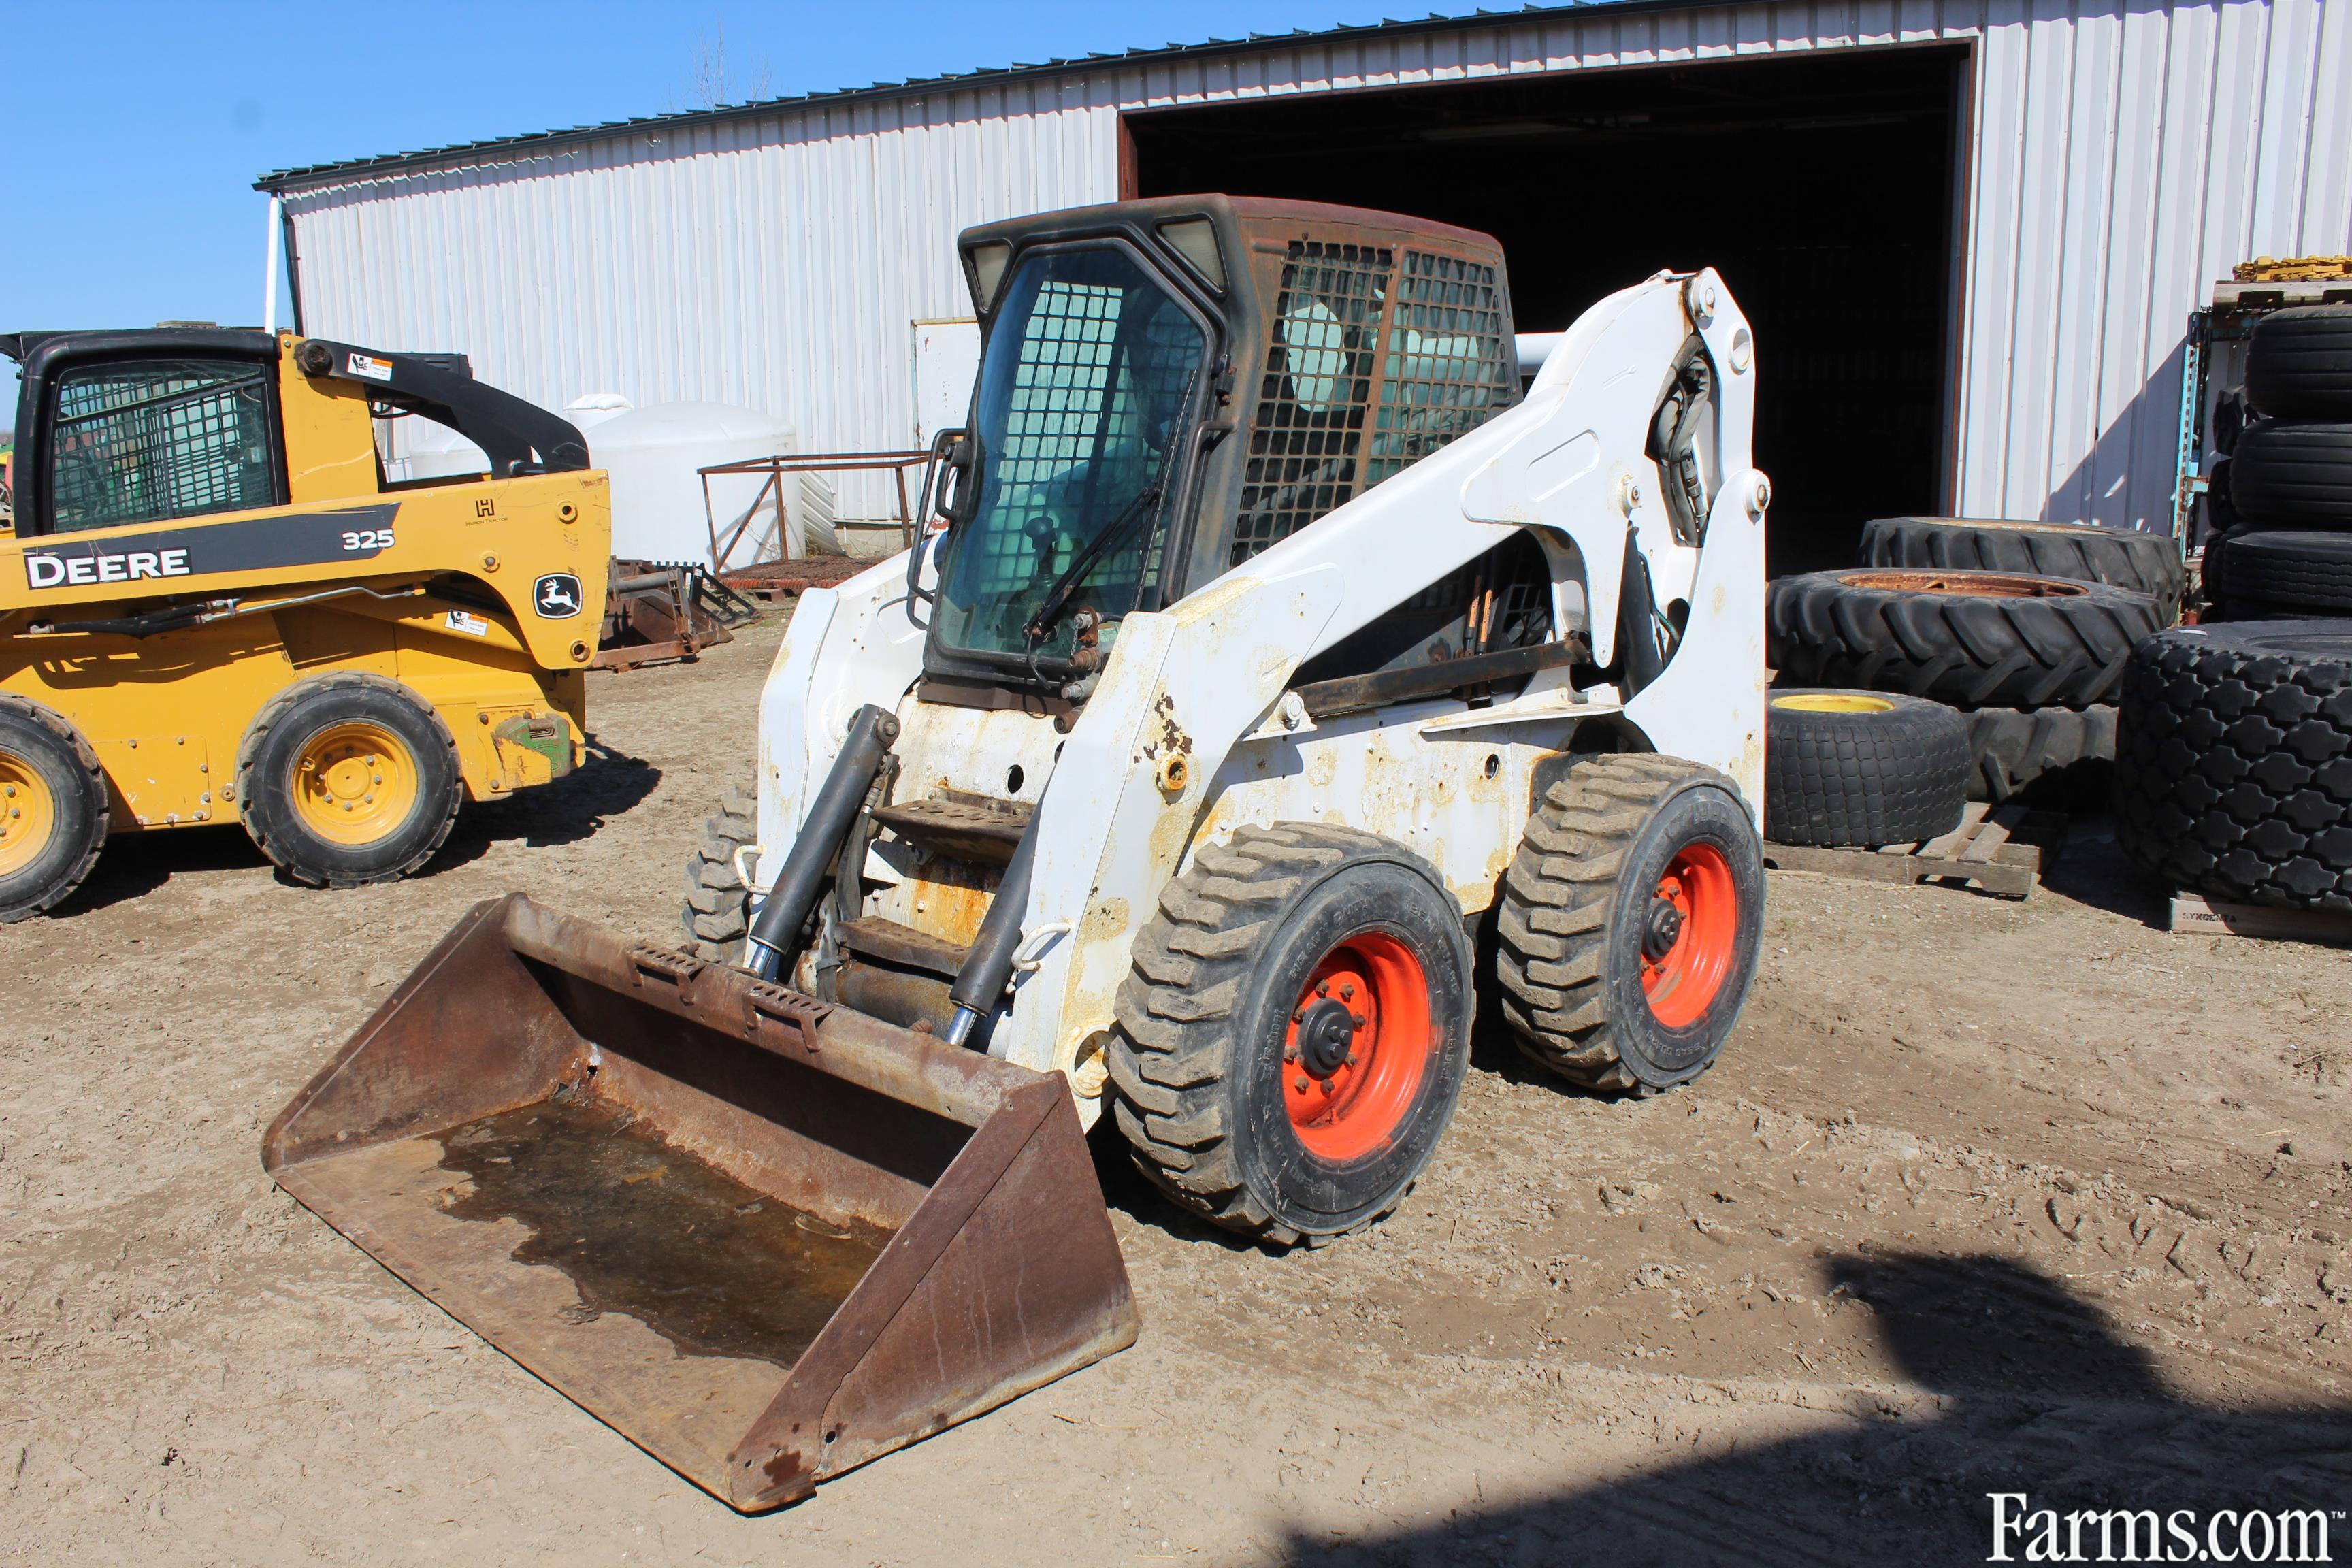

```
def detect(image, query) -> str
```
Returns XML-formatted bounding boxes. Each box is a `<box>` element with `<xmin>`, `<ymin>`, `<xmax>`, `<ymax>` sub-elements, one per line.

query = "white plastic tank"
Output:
<box><xmin>378</xmin><ymin>414</ymin><xmax>490</xmax><ymax>483</ymax></box>
<box><xmin>584</xmin><ymin>401</ymin><xmax>841</xmax><ymax>567</ymax></box>
<box><xmin>563</xmin><ymin>391</ymin><xmax>634</xmax><ymax>434</ymax></box>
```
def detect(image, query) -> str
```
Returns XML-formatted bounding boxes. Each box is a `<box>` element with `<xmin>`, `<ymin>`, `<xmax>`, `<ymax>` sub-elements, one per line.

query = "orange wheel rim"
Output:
<box><xmin>1640</xmin><ymin>843</ymin><xmax>1738</xmax><ymax>1028</ymax></box>
<box><xmin>1281</xmin><ymin>932</ymin><xmax>1433</xmax><ymax>1162</ymax></box>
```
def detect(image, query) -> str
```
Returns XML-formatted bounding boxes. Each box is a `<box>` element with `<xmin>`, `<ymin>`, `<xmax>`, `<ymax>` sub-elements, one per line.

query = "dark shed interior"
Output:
<box><xmin>1124</xmin><ymin>45</ymin><xmax>1970</xmax><ymax>574</ymax></box>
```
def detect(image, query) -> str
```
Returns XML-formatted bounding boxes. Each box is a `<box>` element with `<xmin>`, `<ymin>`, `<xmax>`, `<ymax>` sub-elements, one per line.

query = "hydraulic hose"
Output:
<box><xmin>943</xmin><ymin>813</ymin><xmax>1040</xmax><ymax>1050</ymax></box>
<box><xmin>743</xmin><ymin>704</ymin><xmax>900</xmax><ymax>981</ymax></box>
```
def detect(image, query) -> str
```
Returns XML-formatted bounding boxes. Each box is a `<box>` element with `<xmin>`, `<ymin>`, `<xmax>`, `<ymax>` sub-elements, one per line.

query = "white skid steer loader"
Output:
<box><xmin>266</xmin><ymin>195</ymin><xmax>1769</xmax><ymax>1510</ymax></box>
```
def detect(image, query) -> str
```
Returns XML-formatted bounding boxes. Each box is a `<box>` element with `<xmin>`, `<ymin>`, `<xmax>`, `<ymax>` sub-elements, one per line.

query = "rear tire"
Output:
<box><xmin>1859</xmin><ymin>516</ymin><xmax>2185</xmax><ymax>622</ymax></box>
<box><xmin>236</xmin><ymin>674</ymin><xmax>461</xmax><ymax>889</ymax></box>
<box><xmin>682</xmin><ymin>782</ymin><xmax>757</xmax><ymax>961</ymax></box>
<box><xmin>0</xmin><ymin>696</ymin><xmax>107</xmax><ymax>922</ymax></box>
<box><xmin>1108</xmin><ymin>823</ymin><xmax>1473</xmax><ymax>1247</ymax></box>
<box><xmin>1497</xmin><ymin>754</ymin><xmax>1765</xmax><ymax>1094</ymax></box>
<box><xmin>1763</xmin><ymin>689</ymin><xmax>1968</xmax><ymax>846</ymax></box>
<box><xmin>1767</xmin><ymin>567</ymin><xmax>2161</xmax><ymax>708</ymax></box>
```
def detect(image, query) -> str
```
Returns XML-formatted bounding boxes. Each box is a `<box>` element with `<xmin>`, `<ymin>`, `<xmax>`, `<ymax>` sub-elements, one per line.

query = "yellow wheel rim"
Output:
<box><xmin>290</xmin><ymin>721</ymin><xmax>419</xmax><ymax>846</ymax></box>
<box><xmin>0</xmin><ymin>749</ymin><xmax>58</xmax><ymax>877</ymax></box>
<box><xmin>1773</xmin><ymin>692</ymin><xmax>1898</xmax><ymax>714</ymax></box>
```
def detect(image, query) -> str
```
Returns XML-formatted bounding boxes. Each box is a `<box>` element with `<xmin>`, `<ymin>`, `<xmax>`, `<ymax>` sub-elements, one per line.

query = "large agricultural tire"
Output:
<box><xmin>2207</xmin><ymin>529</ymin><xmax>2352</xmax><ymax>616</ymax></box>
<box><xmin>2247</xmin><ymin>306</ymin><xmax>2352</xmax><ymax>421</ymax></box>
<box><xmin>1962</xmin><ymin>705</ymin><xmax>2118</xmax><ymax>807</ymax></box>
<box><xmin>2230</xmin><ymin>421</ymin><xmax>2352</xmax><ymax>528</ymax></box>
<box><xmin>1859</xmin><ymin>515</ymin><xmax>2185</xmax><ymax>622</ymax></box>
<box><xmin>1767</xmin><ymin>568</ymin><xmax>2161</xmax><ymax>708</ymax></box>
<box><xmin>235</xmin><ymin>673</ymin><xmax>462</xmax><ymax>889</ymax></box>
<box><xmin>681</xmin><ymin>782</ymin><xmax>758</xmax><ymax>961</ymax></box>
<box><xmin>1496</xmin><ymin>754</ymin><xmax>1765</xmax><ymax>1096</ymax></box>
<box><xmin>1762</xmin><ymin>690</ymin><xmax>1968</xmax><ymax>846</ymax></box>
<box><xmin>1107</xmin><ymin>823</ymin><xmax>1473</xmax><ymax>1247</ymax></box>
<box><xmin>0</xmin><ymin>695</ymin><xmax>108</xmax><ymax>922</ymax></box>
<box><xmin>2115</xmin><ymin>621</ymin><xmax>2352</xmax><ymax>911</ymax></box>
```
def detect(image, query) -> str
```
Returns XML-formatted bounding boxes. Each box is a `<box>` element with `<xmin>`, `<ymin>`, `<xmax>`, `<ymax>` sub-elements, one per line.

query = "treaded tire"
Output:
<box><xmin>682</xmin><ymin>782</ymin><xmax>757</xmax><ymax>961</ymax></box>
<box><xmin>2231</xmin><ymin>421</ymin><xmax>2352</xmax><ymax>529</ymax></box>
<box><xmin>1859</xmin><ymin>515</ymin><xmax>2185</xmax><ymax>623</ymax></box>
<box><xmin>1763</xmin><ymin>690</ymin><xmax>1967</xmax><ymax>845</ymax></box>
<box><xmin>235</xmin><ymin>673</ymin><xmax>462</xmax><ymax>888</ymax></box>
<box><xmin>1107</xmin><ymin>822</ymin><xmax>1473</xmax><ymax>1247</ymax></box>
<box><xmin>2208</xmin><ymin>529</ymin><xmax>2352</xmax><ymax>615</ymax></box>
<box><xmin>2115</xmin><ymin>621</ymin><xmax>2352</xmax><ymax>911</ymax></box>
<box><xmin>1496</xmin><ymin>754</ymin><xmax>1765</xmax><ymax>1095</ymax></box>
<box><xmin>1961</xmin><ymin>706</ymin><xmax>2118</xmax><ymax>807</ymax></box>
<box><xmin>1767</xmin><ymin>568</ymin><xmax>2162</xmax><ymax>708</ymax></box>
<box><xmin>0</xmin><ymin>695</ymin><xmax>108</xmax><ymax>921</ymax></box>
<box><xmin>2247</xmin><ymin>306</ymin><xmax>2352</xmax><ymax>421</ymax></box>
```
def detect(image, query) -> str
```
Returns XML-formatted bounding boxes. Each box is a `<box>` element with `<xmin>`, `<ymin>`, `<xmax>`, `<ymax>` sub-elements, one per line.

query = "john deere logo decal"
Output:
<box><xmin>534</xmin><ymin>573</ymin><xmax>583</xmax><ymax>619</ymax></box>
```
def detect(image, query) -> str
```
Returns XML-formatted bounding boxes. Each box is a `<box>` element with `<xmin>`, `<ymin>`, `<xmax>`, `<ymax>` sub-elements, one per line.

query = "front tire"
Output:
<box><xmin>1108</xmin><ymin>823</ymin><xmax>1473</xmax><ymax>1247</ymax></box>
<box><xmin>0</xmin><ymin>696</ymin><xmax>108</xmax><ymax>922</ymax></box>
<box><xmin>236</xmin><ymin>674</ymin><xmax>461</xmax><ymax>888</ymax></box>
<box><xmin>1497</xmin><ymin>754</ymin><xmax>1765</xmax><ymax>1094</ymax></box>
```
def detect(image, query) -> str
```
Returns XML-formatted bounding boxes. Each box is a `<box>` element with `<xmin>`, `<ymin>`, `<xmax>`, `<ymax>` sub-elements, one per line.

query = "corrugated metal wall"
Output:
<box><xmin>282</xmin><ymin>0</ymin><xmax>2350</xmax><ymax>532</ymax></box>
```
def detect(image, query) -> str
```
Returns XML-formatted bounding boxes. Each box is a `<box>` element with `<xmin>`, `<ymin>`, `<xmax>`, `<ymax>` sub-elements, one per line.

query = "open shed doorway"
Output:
<box><xmin>1124</xmin><ymin>46</ymin><xmax>1969</xmax><ymax>576</ymax></box>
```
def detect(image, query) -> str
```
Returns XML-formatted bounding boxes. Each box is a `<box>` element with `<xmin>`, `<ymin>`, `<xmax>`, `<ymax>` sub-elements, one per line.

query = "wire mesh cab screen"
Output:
<box><xmin>47</xmin><ymin>359</ymin><xmax>276</xmax><ymax>534</ymax></box>
<box><xmin>932</xmin><ymin>246</ymin><xmax>1205</xmax><ymax>663</ymax></box>
<box><xmin>1232</xmin><ymin>240</ymin><xmax>1515</xmax><ymax>566</ymax></box>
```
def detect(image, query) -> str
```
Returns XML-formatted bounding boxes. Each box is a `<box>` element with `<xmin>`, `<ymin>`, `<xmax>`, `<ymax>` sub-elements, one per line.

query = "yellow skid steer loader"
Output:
<box><xmin>267</xmin><ymin>197</ymin><xmax>1772</xmax><ymax>1509</ymax></box>
<box><xmin>0</xmin><ymin>329</ymin><xmax>609</xmax><ymax>916</ymax></box>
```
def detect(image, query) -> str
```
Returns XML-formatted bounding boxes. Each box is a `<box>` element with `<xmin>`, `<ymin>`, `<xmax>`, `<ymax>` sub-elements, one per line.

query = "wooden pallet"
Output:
<box><xmin>1761</xmin><ymin>801</ymin><xmax>2063</xmax><ymax>900</ymax></box>
<box><xmin>2166</xmin><ymin>893</ymin><xmax>2352</xmax><ymax>947</ymax></box>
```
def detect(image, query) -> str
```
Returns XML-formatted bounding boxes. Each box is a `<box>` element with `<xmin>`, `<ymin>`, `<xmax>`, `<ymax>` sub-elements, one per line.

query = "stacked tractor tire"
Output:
<box><xmin>1761</xmin><ymin>520</ymin><xmax>2174</xmax><ymax>849</ymax></box>
<box><xmin>2119</xmin><ymin>306</ymin><xmax>2352</xmax><ymax>913</ymax></box>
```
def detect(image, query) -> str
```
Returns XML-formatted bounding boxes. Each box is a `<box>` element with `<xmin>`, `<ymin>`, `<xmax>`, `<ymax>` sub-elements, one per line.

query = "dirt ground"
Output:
<box><xmin>6</xmin><ymin>607</ymin><xmax>2351</xmax><ymax>1567</ymax></box>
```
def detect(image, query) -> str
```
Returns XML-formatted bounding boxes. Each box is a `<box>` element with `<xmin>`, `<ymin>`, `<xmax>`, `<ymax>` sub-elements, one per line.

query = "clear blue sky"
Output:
<box><xmin>0</xmin><ymin>0</ymin><xmax>1499</xmax><ymax>424</ymax></box>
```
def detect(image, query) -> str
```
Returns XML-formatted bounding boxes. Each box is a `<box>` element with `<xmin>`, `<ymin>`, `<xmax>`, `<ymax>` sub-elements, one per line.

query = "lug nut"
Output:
<box><xmin>1294</xmin><ymin>1077</ymin><xmax>1309</xmax><ymax>1094</ymax></box>
<box><xmin>1338</xmin><ymin>981</ymin><xmax>1355</xmax><ymax>1000</ymax></box>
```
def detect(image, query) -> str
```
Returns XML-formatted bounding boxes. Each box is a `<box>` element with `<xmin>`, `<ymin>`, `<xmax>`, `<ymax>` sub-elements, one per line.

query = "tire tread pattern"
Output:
<box><xmin>2115</xmin><ymin>623</ymin><xmax>2352</xmax><ymax>911</ymax></box>
<box><xmin>1763</xmin><ymin>693</ymin><xmax>1968</xmax><ymax>845</ymax></box>
<box><xmin>1767</xmin><ymin>569</ymin><xmax>2162</xmax><ymax>708</ymax></box>
<box><xmin>1859</xmin><ymin>516</ymin><xmax>2185</xmax><ymax>619</ymax></box>
<box><xmin>681</xmin><ymin>783</ymin><xmax>758</xmax><ymax>960</ymax></box>
<box><xmin>1494</xmin><ymin>753</ymin><xmax>1720</xmax><ymax>1093</ymax></box>
<box><xmin>1109</xmin><ymin>821</ymin><xmax>1435</xmax><ymax>1247</ymax></box>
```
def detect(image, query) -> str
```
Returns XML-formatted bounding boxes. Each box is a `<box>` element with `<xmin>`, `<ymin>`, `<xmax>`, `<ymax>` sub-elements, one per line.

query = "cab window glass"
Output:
<box><xmin>48</xmin><ymin>359</ymin><xmax>276</xmax><ymax>533</ymax></box>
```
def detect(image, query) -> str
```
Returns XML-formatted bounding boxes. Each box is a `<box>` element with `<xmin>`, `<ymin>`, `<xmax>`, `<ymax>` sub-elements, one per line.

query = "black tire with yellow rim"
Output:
<box><xmin>1763</xmin><ymin>688</ymin><xmax>1970</xmax><ymax>847</ymax></box>
<box><xmin>235</xmin><ymin>673</ymin><xmax>463</xmax><ymax>888</ymax></box>
<box><xmin>0</xmin><ymin>695</ymin><xmax>108</xmax><ymax>922</ymax></box>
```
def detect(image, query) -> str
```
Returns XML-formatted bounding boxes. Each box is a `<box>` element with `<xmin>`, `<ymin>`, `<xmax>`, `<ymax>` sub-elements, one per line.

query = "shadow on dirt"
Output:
<box><xmin>1279</xmin><ymin>1250</ymin><xmax>2350</xmax><ymax>1567</ymax></box>
<box><xmin>46</xmin><ymin>821</ymin><xmax>264</xmax><ymax>915</ymax></box>
<box><xmin>2038</xmin><ymin>813</ymin><xmax>2172</xmax><ymax>927</ymax></box>
<box><xmin>39</xmin><ymin>738</ymin><xmax>664</xmax><ymax>912</ymax></box>
<box><xmin>427</xmin><ymin>737</ymin><xmax>662</xmax><ymax>870</ymax></box>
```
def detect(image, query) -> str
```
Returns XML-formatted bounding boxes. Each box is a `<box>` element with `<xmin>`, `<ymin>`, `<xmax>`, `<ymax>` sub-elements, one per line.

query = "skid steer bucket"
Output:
<box><xmin>262</xmin><ymin>894</ymin><xmax>1138</xmax><ymax>1511</ymax></box>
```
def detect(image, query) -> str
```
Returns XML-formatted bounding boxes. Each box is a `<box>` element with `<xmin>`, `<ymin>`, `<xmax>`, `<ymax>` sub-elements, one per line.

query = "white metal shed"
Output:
<box><xmin>259</xmin><ymin>0</ymin><xmax>2350</xmax><ymax>569</ymax></box>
